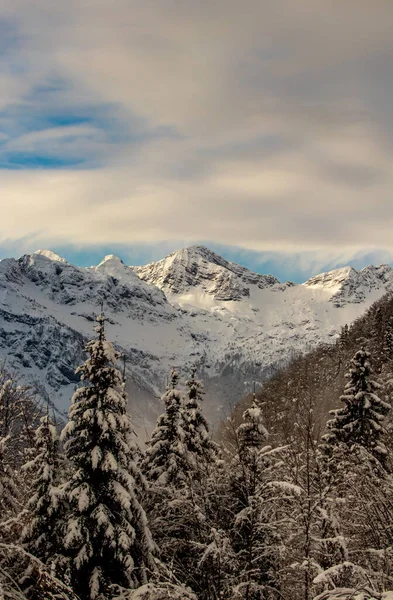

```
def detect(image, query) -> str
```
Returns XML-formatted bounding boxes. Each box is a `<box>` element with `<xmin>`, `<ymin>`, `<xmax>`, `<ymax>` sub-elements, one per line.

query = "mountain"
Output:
<box><xmin>230</xmin><ymin>287</ymin><xmax>393</xmax><ymax>450</ymax></box>
<box><xmin>0</xmin><ymin>245</ymin><xmax>392</xmax><ymax>434</ymax></box>
<box><xmin>304</xmin><ymin>264</ymin><xmax>393</xmax><ymax>307</ymax></box>
<box><xmin>134</xmin><ymin>245</ymin><xmax>281</xmax><ymax>300</ymax></box>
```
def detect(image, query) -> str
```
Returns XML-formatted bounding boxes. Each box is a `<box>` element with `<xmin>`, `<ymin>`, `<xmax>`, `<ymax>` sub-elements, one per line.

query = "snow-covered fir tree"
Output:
<box><xmin>237</xmin><ymin>398</ymin><xmax>268</xmax><ymax>458</ymax></box>
<box><xmin>142</xmin><ymin>370</ymin><xmax>187</xmax><ymax>487</ymax></box>
<box><xmin>142</xmin><ymin>371</ymin><xmax>223</xmax><ymax>599</ymax></box>
<box><xmin>183</xmin><ymin>368</ymin><xmax>217</xmax><ymax>476</ymax></box>
<box><xmin>21</xmin><ymin>414</ymin><xmax>62</xmax><ymax>564</ymax></box>
<box><xmin>339</xmin><ymin>324</ymin><xmax>350</xmax><ymax>353</ymax></box>
<box><xmin>140</xmin><ymin>370</ymin><xmax>187</xmax><ymax>584</ymax></box>
<box><xmin>228</xmin><ymin>398</ymin><xmax>282</xmax><ymax>599</ymax></box>
<box><xmin>317</xmin><ymin>350</ymin><xmax>393</xmax><ymax>592</ymax></box>
<box><xmin>60</xmin><ymin>313</ymin><xmax>155</xmax><ymax>600</ymax></box>
<box><xmin>321</xmin><ymin>349</ymin><xmax>391</xmax><ymax>466</ymax></box>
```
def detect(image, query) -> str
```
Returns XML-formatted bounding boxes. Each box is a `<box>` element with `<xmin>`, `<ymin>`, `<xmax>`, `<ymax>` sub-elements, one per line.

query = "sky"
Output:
<box><xmin>1</xmin><ymin>0</ymin><xmax>393</xmax><ymax>282</ymax></box>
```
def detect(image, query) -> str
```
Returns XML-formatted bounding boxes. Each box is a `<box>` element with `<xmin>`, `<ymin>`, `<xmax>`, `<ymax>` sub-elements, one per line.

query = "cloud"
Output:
<box><xmin>1</xmin><ymin>0</ymin><xmax>393</xmax><ymax>258</ymax></box>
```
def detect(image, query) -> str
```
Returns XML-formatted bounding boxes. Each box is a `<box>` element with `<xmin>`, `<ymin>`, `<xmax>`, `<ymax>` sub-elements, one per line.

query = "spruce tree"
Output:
<box><xmin>339</xmin><ymin>324</ymin><xmax>350</xmax><ymax>352</ymax></box>
<box><xmin>60</xmin><ymin>313</ymin><xmax>155</xmax><ymax>600</ymax></box>
<box><xmin>318</xmin><ymin>351</ymin><xmax>393</xmax><ymax>592</ymax></box>
<box><xmin>142</xmin><ymin>370</ymin><xmax>214</xmax><ymax>597</ymax></box>
<box><xmin>321</xmin><ymin>348</ymin><xmax>390</xmax><ymax>466</ymax></box>
<box><xmin>237</xmin><ymin>400</ymin><xmax>268</xmax><ymax>458</ymax></box>
<box><xmin>229</xmin><ymin>399</ymin><xmax>281</xmax><ymax>599</ymax></box>
<box><xmin>183</xmin><ymin>368</ymin><xmax>217</xmax><ymax>476</ymax></box>
<box><xmin>21</xmin><ymin>414</ymin><xmax>62</xmax><ymax>563</ymax></box>
<box><xmin>142</xmin><ymin>370</ymin><xmax>187</xmax><ymax>487</ymax></box>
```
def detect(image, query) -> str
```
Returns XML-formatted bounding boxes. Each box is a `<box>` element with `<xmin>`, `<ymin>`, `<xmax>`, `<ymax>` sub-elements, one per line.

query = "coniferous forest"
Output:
<box><xmin>2</xmin><ymin>295</ymin><xmax>393</xmax><ymax>600</ymax></box>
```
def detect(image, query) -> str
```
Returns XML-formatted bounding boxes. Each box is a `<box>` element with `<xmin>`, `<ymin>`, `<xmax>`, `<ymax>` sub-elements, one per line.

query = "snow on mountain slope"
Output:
<box><xmin>0</xmin><ymin>252</ymin><xmax>181</xmax><ymax>430</ymax></box>
<box><xmin>304</xmin><ymin>264</ymin><xmax>393</xmax><ymax>306</ymax></box>
<box><xmin>34</xmin><ymin>249</ymin><xmax>68</xmax><ymax>263</ymax></box>
<box><xmin>134</xmin><ymin>245</ymin><xmax>281</xmax><ymax>300</ymax></box>
<box><xmin>0</xmin><ymin>246</ymin><xmax>391</xmax><ymax>433</ymax></box>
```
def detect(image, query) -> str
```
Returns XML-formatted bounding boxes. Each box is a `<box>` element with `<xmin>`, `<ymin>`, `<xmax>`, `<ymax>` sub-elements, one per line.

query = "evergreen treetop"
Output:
<box><xmin>228</xmin><ymin>398</ymin><xmax>282</xmax><ymax>599</ymax></box>
<box><xmin>237</xmin><ymin>399</ymin><xmax>268</xmax><ymax>457</ymax></box>
<box><xmin>60</xmin><ymin>312</ymin><xmax>155</xmax><ymax>600</ymax></box>
<box><xmin>143</xmin><ymin>369</ymin><xmax>187</xmax><ymax>488</ymax></box>
<box><xmin>183</xmin><ymin>368</ymin><xmax>217</xmax><ymax>472</ymax></box>
<box><xmin>321</xmin><ymin>348</ymin><xmax>391</xmax><ymax>466</ymax></box>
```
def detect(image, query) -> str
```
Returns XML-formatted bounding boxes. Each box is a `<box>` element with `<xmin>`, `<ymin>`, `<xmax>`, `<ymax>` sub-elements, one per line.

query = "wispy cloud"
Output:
<box><xmin>1</xmin><ymin>0</ymin><xmax>393</xmax><ymax>266</ymax></box>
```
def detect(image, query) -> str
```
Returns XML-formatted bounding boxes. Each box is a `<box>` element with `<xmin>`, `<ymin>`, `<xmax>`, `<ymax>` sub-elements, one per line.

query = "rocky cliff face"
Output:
<box><xmin>304</xmin><ymin>264</ymin><xmax>393</xmax><ymax>307</ymax></box>
<box><xmin>0</xmin><ymin>246</ymin><xmax>391</xmax><ymax>434</ymax></box>
<box><xmin>134</xmin><ymin>246</ymin><xmax>282</xmax><ymax>300</ymax></box>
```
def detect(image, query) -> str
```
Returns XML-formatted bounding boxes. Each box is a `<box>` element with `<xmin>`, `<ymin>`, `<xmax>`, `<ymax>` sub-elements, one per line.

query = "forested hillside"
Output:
<box><xmin>232</xmin><ymin>291</ymin><xmax>393</xmax><ymax>452</ymax></box>
<box><xmin>1</xmin><ymin>296</ymin><xmax>393</xmax><ymax>600</ymax></box>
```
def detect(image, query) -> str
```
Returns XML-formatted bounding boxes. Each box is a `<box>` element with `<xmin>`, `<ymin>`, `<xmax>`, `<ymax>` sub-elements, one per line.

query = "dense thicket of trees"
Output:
<box><xmin>2</xmin><ymin>294</ymin><xmax>393</xmax><ymax>599</ymax></box>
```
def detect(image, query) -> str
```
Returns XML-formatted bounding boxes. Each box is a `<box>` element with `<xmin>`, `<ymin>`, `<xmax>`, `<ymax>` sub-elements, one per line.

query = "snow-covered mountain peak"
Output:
<box><xmin>304</xmin><ymin>266</ymin><xmax>356</xmax><ymax>292</ymax></box>
<box><xmin>98</xmin><ymin>254</ymin><xmax>125</xmax><ymax>267</ymax></box>
<box><xmin>93</xmin><ymin>254</ymin><xmax>146</xmax><ymax>285</ymax></box>
<box><xmin>33</xmin><ymin>249</ymin><xmax>67</xmax><ymax>263</ymax></box>
<box><xmin>171</xmin><ymin>245</ymin><xmax>230</xmax><ymax>266</ymax></box>
<box><xmin>360</xmin><ymin>263</ymin><xmax>393</xmax><ymax>282</ymax></box>
<box><xmin>304</xmin><ymin>263</ymin><xmax>393</xmax><ymax>306</ymax></box>
<box><xmin>134</xmin><ymin>245</ymin><xmax>280</xmax><ymax>301</ymax></box>
<box><xmin>1</xmin><ymin>244</ymin><xmax>393</xmax><ymax>434</ymax></box>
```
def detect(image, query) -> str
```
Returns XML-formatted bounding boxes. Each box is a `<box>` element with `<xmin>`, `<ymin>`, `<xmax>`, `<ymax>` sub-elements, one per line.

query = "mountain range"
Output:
<box><xmin>0</xmin><ymin>245</ymin><xmax>392</xmax><ymax>435</ymax></box>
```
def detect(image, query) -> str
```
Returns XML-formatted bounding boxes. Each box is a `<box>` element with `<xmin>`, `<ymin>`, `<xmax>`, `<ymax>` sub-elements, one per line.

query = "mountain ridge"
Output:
<box><xmin>0</xmin><ymin>245</ymin><xmax>392</xmax><ymax>434</ymax></box>
<box><xmin>134</xmin><ymin>245</ymin><xmax>282</xmax><ymax>300</ymax></box>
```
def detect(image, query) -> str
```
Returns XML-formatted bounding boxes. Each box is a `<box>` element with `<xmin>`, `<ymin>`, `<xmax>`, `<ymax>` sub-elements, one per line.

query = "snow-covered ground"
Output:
<box><xmin>0</xmin><ymin>245</ymin><xmax>392</xmax><ymax>431</ymax></box>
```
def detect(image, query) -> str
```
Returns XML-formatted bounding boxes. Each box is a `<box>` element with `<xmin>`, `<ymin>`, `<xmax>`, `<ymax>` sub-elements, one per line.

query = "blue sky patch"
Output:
<box><xmin>0</xmin><ymin>153</ymin><xmax>87</xmax><ymax>169</ymax></box>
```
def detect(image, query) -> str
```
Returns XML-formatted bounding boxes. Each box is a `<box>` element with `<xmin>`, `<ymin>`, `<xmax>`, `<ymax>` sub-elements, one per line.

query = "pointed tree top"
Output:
<box><xmin>169</xmin><ymin>368</ymin><xmax>179</xmax><ymax>389</ymax></box>
<box><xmin>185</xmin><ymin>367</ymin><xmax>204</xmax><ymax>404</ymax></box>
<box><xmin>94</xmin><ymin>310</ymin><xmax>106</xmax><ymax>342</ymax></box>
<box><xmin>238</xmin><ymin>397</ymin><xmax>268</xmax><ymax>453</ymax></box>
